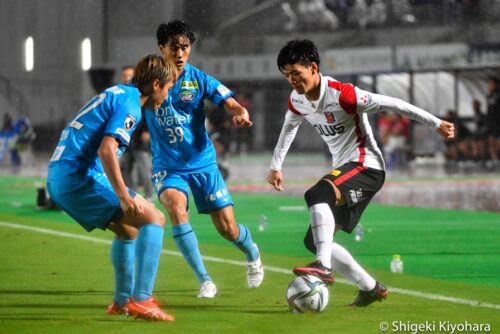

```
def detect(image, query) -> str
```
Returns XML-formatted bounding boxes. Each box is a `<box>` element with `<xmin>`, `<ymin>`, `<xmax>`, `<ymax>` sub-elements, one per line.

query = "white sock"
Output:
<box><xmin>310</xmin><ymin>203</ymin><xmax>334</xmax><ymax>269</ymax></box>
<box><xmin>331</xmin><ymin>242</ymin><xmax>376</xmax><ymax>291</ymax></box>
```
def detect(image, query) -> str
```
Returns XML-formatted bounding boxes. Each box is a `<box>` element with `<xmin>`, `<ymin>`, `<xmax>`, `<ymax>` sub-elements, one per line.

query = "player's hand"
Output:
<box><xmin>120</xmin><ymin>195</ymin><xmax>144</xmax><ymax>217</ymax></box>
<box><xmin>233</xmin><ymin>109</ymin><xmax>253</xmax><ymax>128</ymax></box>
<box><xmin>267</xmin><ymin>169</ymin><xmax>284</xmax><ymax>191</ymax></box>
<box><xmin>437</xmin><ymin>120</ymin><xmax>455</xmax><ymax>140</ymax></box>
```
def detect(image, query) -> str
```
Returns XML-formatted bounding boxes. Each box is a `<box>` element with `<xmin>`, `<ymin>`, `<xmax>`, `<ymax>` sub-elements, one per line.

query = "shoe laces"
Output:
<box><xmin>247</xmin><ymin>259</ymin><xmax>261</xmax><ymax>273</ymax></box>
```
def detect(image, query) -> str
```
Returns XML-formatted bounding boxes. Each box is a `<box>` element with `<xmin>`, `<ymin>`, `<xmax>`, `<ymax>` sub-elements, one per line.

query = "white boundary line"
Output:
<box><xmin>1</xmin><ymin>220</ymin><xmax>499</xmax><ymax>311</ymax></box>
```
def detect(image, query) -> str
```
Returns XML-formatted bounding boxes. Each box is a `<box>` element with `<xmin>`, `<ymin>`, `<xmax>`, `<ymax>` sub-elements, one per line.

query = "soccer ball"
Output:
<box><xmin>286</xmin><ymin>275</ymin><xmax>329</xmax><ymax>313</ymax></box>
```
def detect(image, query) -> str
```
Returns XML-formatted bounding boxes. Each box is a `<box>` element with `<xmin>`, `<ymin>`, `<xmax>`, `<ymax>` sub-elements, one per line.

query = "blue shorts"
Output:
<box><xmin>47</xmin><ymin>169</ymin><xmax>135</xmax><ymax>232</ymax></box>
<box><xmin>152</xmin><ymin>165</ymin><xmax>233</xmax><ymax>214</ymax></box>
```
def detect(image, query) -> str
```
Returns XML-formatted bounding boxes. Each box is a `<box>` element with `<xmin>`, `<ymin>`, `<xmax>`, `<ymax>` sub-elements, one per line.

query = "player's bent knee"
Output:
<box><xmin>155</xmin><ymin>210</ymin><xmax>166</xmax><ymax>227</ymax></box>
<box><xmin>304</xmin><ymin>180</ymin><xmax>336</xmax><ymax>208</ymax></box>
<box><xmin>165</xmin><ymin>202</ymin><xmax>186</xmax><ymax>217</ymax></box>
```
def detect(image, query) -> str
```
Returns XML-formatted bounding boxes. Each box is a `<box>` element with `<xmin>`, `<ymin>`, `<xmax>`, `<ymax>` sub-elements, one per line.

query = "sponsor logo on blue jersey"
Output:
<box><xmin>179</xmin><ymin>90</ymin><xmax>195</xmax><ymax>102</ymax></box>
<box><xmin>180</xmin><ymin>80</ymin><xmax>199</xmax><ymax>90</ymax></box>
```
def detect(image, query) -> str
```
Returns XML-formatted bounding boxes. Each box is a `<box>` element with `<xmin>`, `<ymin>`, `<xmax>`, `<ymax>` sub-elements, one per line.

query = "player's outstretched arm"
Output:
<box><xmin>370</xmin><ymin>93</ymin><xmax>445</xmax><ymax>134</ymax></box>
<box><xmin>98</xmin><ymin>136</ymin><xmax>143</xmax><ymax>217</ymax></box>
<box><xmin>437</xmin><ymin>120</ymin><xmax>455</xmax><ymax>139</ymax></box>
<box><xmin>224</xmin><ymin>97</ymin><xmax>253</xmax><ymax>127</ymax></box>
<box><xmin>267</xmin><ymin>169</ymin><xmax>284</xmax><ymax>191</ymax></box>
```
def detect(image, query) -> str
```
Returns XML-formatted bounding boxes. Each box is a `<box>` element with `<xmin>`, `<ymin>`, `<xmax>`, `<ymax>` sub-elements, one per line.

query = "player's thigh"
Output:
<box><xmin>311</xmin><ymin>163</ymin><xmax>370</xmax><ymax>208</ymax></box>
<box><xmin>323</xmin><ymin>162</ymin><xmax>384</xmax><ymax>207</ymax></box>
<box><xmin>333</xmin><ymin>198</ymin><xmax>372</xmax><ymax>234</ymax></box>
<box><xmin>118</xmin><ymin>194</ymin><xmax>165</xmax><ymax>228</ymax></box>
<box><xmin>159</xmin><ymin>188</ymin><xmax>189</xmax><ymax>224</ymax></box>
<box><xmin>47</xmin><ymin>173</ymin><xmax>125</xmax><ymax>232</ymax></box>
<box><xmin>153</xmin><ymin>171</ymin><xmax>190</xmax><ymax>221</ymax></box>
<box><xmin>107</xmin><ymin>221</ymin><xmax>138</xmax><ymax>240</ymax></box>
<box><xmin>320</xmin><ymin>178</ymin><xmax>346</xmax><ymax>206</ymax></box>
<box><xmin>188</xmin><ymin>166</ymin><xmax>233</xmax><ymax>214</ymax></box>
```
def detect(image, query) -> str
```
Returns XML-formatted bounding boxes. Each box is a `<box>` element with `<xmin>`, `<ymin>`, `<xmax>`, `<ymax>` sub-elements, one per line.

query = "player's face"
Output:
<box><xmin>120</xmin><ymin>68</ymin><xmax>134</xmax><ymax>84</ymax></box>
<box><xmin>159</xmin><ymin>36</ymin><xmax>191</xmax><ymax>74</ymax></box>
<box><xmin>281</xmin><ymin>63</ymin><xmax>319</xmax><ymax>96</ymax></box>
<box><xmin>487</xmin><ymin>79</ymin><xmax>497</xmax><ymax>93</ymax></box>
<box><xmin>150</xmin><ymin>80</ymin><xmax>175</xmax><ymax>110</ymax></box>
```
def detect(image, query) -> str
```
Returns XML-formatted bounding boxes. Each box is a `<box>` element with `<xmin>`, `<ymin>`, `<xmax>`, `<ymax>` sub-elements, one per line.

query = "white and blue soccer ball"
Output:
<box><xmin>286</xmin><ymin>275</ymin><xmax>329</xmax><ymax>313</ymax></box>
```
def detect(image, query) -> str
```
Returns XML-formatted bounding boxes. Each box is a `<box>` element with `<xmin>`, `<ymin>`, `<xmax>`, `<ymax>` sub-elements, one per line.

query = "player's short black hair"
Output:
<box><xmin>277</xmin><ymin>39</ymin><xmax>320</xmax><ymax>72</ymax></box>
<box><xmin>156</xmin><ymin>20</ymin><xmax>196</xmax><ymax>46</ymax></box>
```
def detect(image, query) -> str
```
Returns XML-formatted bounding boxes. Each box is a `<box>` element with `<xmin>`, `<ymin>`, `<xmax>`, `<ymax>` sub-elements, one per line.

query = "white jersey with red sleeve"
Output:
<box><xmin>270</xmin><ymin>74</ymin><xmax>442</xmax><ymax>172</ymax></box>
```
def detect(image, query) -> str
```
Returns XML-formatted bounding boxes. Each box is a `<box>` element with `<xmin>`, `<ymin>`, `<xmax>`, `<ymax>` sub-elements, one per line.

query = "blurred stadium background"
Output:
<box><xmin>0</xmin><ymin>1</ymin><xmax>499</xmax><ymax>332</ymax></box>
<box><xmin>1</xmin><ymin>0</ymin><xmax>500</xmax><ymax>211</ymax></box>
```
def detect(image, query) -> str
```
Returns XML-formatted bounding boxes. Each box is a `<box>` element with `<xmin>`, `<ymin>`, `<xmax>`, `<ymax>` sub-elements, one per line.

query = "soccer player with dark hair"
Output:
<box><xmin>120</xmin><ymin>65</ymin><xmax>135</xmax><ymax>84</ymax></box>
<box><xmin>47</xmin><ymin>55</ymin><xmax>177</xmax><ymax>321</ymax></box>
<box><xmin>146</xmin><ymin>20</ymin><xmax>264</xmax><ymax>298</ymax></box>
<box><xmin>268</xmin><ymin>40</ymin><xmax>454</xmax><ymax>306</ymax></box>
<box><xmin>486</xmin><ymin>76</ymin><xmax>500</xmax><ymax>164</ymax></box>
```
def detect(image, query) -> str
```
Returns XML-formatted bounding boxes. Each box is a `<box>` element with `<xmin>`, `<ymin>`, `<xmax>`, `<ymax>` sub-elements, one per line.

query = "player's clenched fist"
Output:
<box><xmin>438</xmin><ymin>120</ymin><xmax>455</xmax><ymax>140</ymax></box>
<box><xmin>267</xmin><ymin>169</ymin><xmax>284</xmax><ymax>191</ymax></box>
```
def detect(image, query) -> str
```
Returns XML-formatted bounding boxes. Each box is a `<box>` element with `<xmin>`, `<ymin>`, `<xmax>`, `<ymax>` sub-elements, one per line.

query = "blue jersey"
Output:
<box><xmin>145</xmin><ymin>63</ymin><xmax>233</xmax><ymax>172</ymax></box>
<box><xmin>48</xmin><ymin>84</ymin><xmax>142</xmax><ymax>176</ymax></box>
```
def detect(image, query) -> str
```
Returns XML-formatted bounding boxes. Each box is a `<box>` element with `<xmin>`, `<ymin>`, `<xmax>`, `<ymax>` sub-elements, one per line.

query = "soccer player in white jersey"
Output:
<box><xmin>267</xmin><ymin>40</ymin><xmax>454</xmax><ymax>306</ymax></box>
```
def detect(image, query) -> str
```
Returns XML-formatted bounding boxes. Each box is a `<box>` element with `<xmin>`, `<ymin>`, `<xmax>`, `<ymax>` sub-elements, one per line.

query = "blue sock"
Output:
<box><xmin>232</xmin><ymin>224</ymin><xmax>259</xmax><ymax>262</ymax></box>
<box><xmin>133</xmin><ymin>224</ymin><xmax>164</xmax><ymax>302</ymax></box>
<box><xmin>110</xmin><ymin>238</ymin><xmax>135</xmax><ymax>307</ymax></box>
<box><xmin>172</xmin><ymin>223</ymin><xmax>211</xmax><ymax>283</ymax></box>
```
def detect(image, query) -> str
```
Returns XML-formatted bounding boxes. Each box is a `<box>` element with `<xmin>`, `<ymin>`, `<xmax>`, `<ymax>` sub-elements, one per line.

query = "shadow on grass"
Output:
<box><xmin>0</xmin><ymin>303</ymin><xmax>105</xmax><ymax>309</ymax></box>
<box><xmin>0</xmin><ymin>289</ymin><xmax>112</xmax><ymax>296</ymax></box>
<box><xmin>0</xmin><ymin>314</ymin><xmax>131</xmax><ymax>323</ymax></box>
<box><xmin>170</xmin><ymin>303</ymin><xmax>287</xmax><ymax>314</ymax></box>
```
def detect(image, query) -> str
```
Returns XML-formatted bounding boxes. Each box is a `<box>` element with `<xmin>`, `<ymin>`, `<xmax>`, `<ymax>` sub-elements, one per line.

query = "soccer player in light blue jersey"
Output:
<box><xmin>145</xmin><ymin>20</ymin><xmax>264</xmax><ymax>298</ymax></box>
<box><xmin>47</xmin><ymin>55</ymin><xmax>177</xmax><ymax>321</ymax></box>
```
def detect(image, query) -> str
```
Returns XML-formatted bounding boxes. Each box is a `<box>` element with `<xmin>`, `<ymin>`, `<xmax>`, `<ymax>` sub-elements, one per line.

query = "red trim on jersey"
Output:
<box><xmin>288</xmin><ymin>95</ymin><xmax>302</xmax><ymax>115</ymax></box>
<box><xmin>327</xmin><ymin>80</ymin><xmax>357</xmax><ymax>114</ymax></box>
<box><xmin>328</xmin><ymin>80</ymin><xmax>366</xmax><ymax>163</ymax></box>
<box><xmin>334</xmin><ymin>165</ymin><xmax>368</xmax><ymax>186</ymax></box>
<box><xmin>354</xmin><ymin>113</ymin><xmax>366</xmax><ymax>163</ymax></box>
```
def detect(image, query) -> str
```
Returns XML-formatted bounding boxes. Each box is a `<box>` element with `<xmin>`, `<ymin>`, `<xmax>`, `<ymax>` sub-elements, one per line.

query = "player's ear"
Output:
<box><xmin>151</xmin><ymin>79</ymin><xmax>161</xmax><ymax>93</ymax></box>
<box><xmin>310</xmin><ymin>62</ymin><xmax>319</xmax><ymax>75</ymax></box>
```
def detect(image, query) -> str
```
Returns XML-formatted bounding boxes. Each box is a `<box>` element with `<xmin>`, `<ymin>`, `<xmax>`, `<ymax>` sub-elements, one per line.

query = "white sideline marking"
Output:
<box><xmin>1</xmin><ymin>220</ymin><xmax>500</xmax><ymax>311</ymax></box>
<box><xmin>278</xmin><ymin>206</ymin><xmax>306</xmax><ymax>211</ymax></box>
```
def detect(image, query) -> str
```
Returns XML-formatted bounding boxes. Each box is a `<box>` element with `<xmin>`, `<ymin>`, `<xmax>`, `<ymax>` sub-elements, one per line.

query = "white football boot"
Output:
<box><xmin>197</xmin><ymin>280</ymin><xmax>218</xmax><ymax>298</ymax></box>
<box><xmin>246</xmin><ymin>243</ymin><xmax>264</xmax><ymax>288</ymax></box>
